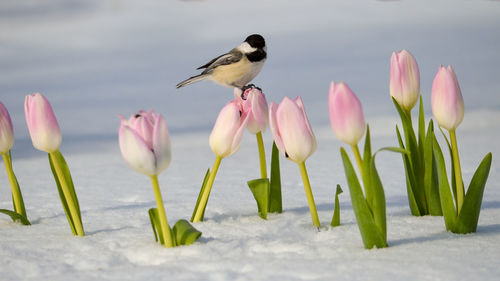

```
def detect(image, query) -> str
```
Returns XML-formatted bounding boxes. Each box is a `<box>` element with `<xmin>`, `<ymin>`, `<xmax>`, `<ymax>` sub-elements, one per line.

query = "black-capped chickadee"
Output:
<box><xmin>176</xmin><ymin>34</ymin><xmax>267</xmax><ymax>90</ymax></box>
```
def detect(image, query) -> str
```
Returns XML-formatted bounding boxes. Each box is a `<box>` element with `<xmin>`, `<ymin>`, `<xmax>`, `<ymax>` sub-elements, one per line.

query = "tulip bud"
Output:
<box><xmin>328</xmin><ymin>81</ymin><xmax>366</xmax><ymax>146</ymax></box>
<box><xmin>431</xmin><ymin>65</ymin><xmax>465</xmax><ymax>131</ymax></box>
<box><xmin>119</xmin><ymin>110</ymin><xmax>172</xmax><ymax>176</ymax></box>
<box><xmin>209</xmin><ymin>100</ymin><xmax>249</xmax><ymax>158</ymax></box>
<box><xmin>269</xmin><ymin>96</ymin><xmax>317</xmax><ymax>163</ymax></box>
<box><xmin>0</xmin><ymin>102</ymin><xmax>14</xmax><ymax>154</ymax></box>
<box><xmin>234</xmin><ymin>87</ymin><xmax>269</xmax><ymax>134</ymax></box>
<box><xmin>390</xmin><ymin>50</ymin><xmax>420</xmax><ymax>111</ymax></box>
<box><xmin>24</xmin><ymin>93</ymin><xmax>62</xmax><ymax>153</ymax></box>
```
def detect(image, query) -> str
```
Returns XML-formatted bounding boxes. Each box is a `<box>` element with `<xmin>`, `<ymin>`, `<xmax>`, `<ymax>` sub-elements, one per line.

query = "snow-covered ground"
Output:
<box><xmin>1</xmin><ymin>1</ymin><xmax>500</xmax><ymax>280</ymax></box>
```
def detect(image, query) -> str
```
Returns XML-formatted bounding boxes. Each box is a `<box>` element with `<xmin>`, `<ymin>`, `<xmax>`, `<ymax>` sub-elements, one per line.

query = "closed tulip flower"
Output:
<box><xmin>269</xmin><ymin>96</ymin><xmax>317</xmax><ymax>164</ymax></box>
<box><xmin>269</xmin><ymin>95</ymin><xmax>320</xmax><ymax>226</ymax></box>
<box><xmin>328</xmin><ymin>81</ymin><xmax>366</xmax><ymax>146</ymax></box>
<box><xmin>0</xmin><ymin>102</ymin><xmax>14</xmax><ymax>154</ymax></box>
<box><xmin>234</xmin><ymin>87</ymin><xmax>269</xmax><ymax>134</ymax></box>
<box><xmin>390</xmin><ymin>50</ymin><xmax>420</xmax><ymax>111</ymax></box>
<box><xmin>24</xmin><ymin>93</ymin><xmax>62</xmax><ymax>153</ymax></box>
<box><xmin>209</xmin><ymin>100</ymin><xmax>249</xmax><ymax>158</ymax></box>
<box><xmin>119</xmin><ymin>110</ymin><xmax>172</xmax><ymax>176</ymax></box>
<box><xmin>431</xmin><ymin>65</ymin><xmax>465</xmax><ymax>131</ymax></box>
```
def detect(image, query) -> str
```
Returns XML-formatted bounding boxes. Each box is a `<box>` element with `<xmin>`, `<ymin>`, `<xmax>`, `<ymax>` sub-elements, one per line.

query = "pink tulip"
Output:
<box><xmin>24</xmin><ymin>93</ymin><xmax>62</xmax><ymax>153</ymax></box>
<box><xmin>269</xmin><ymin>96</ymin><xmax>317</xmax><ymax>164</ymax></box>
<box><xmin>328</xmin><ymin>81</ymin><xmax>366</xmax><ymax>146</ymax></box>
<box><xmin>209</xmin><ymin>100</ymin><xmax>249</xmax><ymax>158</ymax></box>
<box><xmin>0</xmin><ymin>102</ymin><xmax>14</xmax><ymax>154</ymax></box>
<box><xmin>431</xmin><ymin>65</ymin><xmax>465</xmax><ymax>131</ymax></box>
<box><xmin>390</xmin><ymin>50</ymin><xmax>421</xmax><ymax>111</ymax></box>
<box><xmin>234</xmin><ymin>87</ymin><xmax>269</xmax><ymax>134</ymax></box>
<box><xmin>119</xmin><ymin>110</ymin><xmax>172</xmax><ymax>176</ymax></box>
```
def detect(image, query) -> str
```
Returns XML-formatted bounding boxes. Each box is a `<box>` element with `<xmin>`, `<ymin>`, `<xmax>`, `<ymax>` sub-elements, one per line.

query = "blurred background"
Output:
<box><xmin>1</xmin><ymin>0</ymin><xmax>499</xmax><ymax>157</ymax></box>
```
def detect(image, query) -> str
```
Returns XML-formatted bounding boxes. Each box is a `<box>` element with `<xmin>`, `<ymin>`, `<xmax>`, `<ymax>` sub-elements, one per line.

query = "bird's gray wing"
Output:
<box><xmin>197</xmin><ymin>49</ymin><xmax>243</xmax><ymax>74</ymax></box>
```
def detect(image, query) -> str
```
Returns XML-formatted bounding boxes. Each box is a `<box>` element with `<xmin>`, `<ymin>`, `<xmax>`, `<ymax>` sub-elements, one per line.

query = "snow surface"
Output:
<box><xmin>1</xmin><ymin>0</ymin><xmax>500</xmax><ymax>280</ymax></box>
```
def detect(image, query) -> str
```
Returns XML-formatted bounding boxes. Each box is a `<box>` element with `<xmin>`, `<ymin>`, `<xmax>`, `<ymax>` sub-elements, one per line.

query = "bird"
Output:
<box><xmin>176</xmin><ymin>34</ymin><xmax>267</xmax><ymax>90</ymax></box>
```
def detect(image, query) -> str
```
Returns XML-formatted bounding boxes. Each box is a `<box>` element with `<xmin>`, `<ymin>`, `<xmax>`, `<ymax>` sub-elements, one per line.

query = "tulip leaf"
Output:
<box><xmin>361</xmin><ymin>125</ymin><xmax>373</xmax><ymax>208</ymax></box>
<box><xmin>340</xmin><ymin>147</ymin><xmax>386</xmax><ymax>249</ymax></box>
<box><xmin>269</xmin><ymin>142</ymin><xmax>283</xmax><ymax>213</ymax></box>
<box><xmin>5</xmin><ymin>151</ymin><xmax>27</xmax><ymax>218</ymax></box>
<box><xmin>0</xmin><ymin>209</ymin><xmax>31</xmax><ymax>225</ymax></box>
<box><xmin>417</xmin><ymin>96</ymin><xmax>425</xmax><ymax>151</ymax></box>
<box><xmin>191</xmin><ymin>168</ymin><xmax>210</xmax><ymax>222</ymax></box>
<box><xmin>330</xmin><ymin>184</ymin><xmax>343</xmax><ymax>227</ymax></box>
<box><xmin>396</xmin><ymin>126</ymin><xmax>422</xmax><ymax>216</ymax></box>
<box><xmin>248</xmin><ymin>178</ymin><xmax>270</xmax><ymax>219</ymax></box>
<box><xmin>148</xmin><ymin>208</ymin><xmax>162</xmax><ymax>243</ymax></box>
<box><xmin>173</xmin><ymin>219</ymin><xmax>202</xmax><ymax>246</ymax></box>
<box><xmin>438</xmin><ymin>126</ymin><xmax>459</xmax><ymax>204</ymax></box>
<box><xmin>432</xmin><ymin>136</ymin><xmax>457</xmax><ymax>231</ymax></box>
<box><xmin>454</xmin><ymin>153</ymin><xmax>492</xmax><ymax>233</ymax></box>
<box><xmin>423</xmin><ymin>121</ymin><xmax>442</xmax><ymax>215</ymax></box>
<box><xmin>392</xmin><ymin>98</ymin><xmax>427</xmax><ymax>213</ymax></box>
<box><xmin>49</xmin><ymin>152</ymin><xmax>79</xmax><ymax>235</ymax></box>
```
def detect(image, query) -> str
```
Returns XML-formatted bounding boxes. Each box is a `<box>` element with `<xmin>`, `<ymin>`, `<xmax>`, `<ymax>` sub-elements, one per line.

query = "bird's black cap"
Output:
<box><xmin>245</xmin><ymin>34</ymin><xmax>265</xmax><ymax>49</ymax></box>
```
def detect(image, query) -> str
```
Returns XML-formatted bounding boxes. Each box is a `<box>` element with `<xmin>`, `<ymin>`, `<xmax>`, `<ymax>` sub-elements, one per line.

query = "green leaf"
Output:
<box><xmin>424</xmin><ymin>121</ymin><xmax>442</xmax><ymax>215</ymax></box>
<box><xmin>369</xmin><ymin>156</ymin><xmax>387</xmax><ymax>242</ymax></box>
<box><xmin>361</xmin><ymin>125</ymin><xmax>373</xmax><ymax>208</ymax></box>
<box><xmin>340</xmin><ymin>147</ymin><xmax>386</xmax><ymax>249</ymax></box>
<box><xmin>148</xmin><ymin>208</ymin><xmax>162</xmax><ymax>243</ymax></box>
<box><xmin>417</xmin><ymin>96</ymin><xmax>425</xmax><ymax>150</ymax></box>
<box><xmin>269</xmin><ymin>142</ymin><xmax>283</xmax><ymax>213</ymax></box>
<box><xmin>248</xmin><ymin>178</ymin><xmax>270</xmax><ymax>219</ymax></box>
<box><xmin>438</xmin><ymin>126</ymin><xmax>458</xmax><ymax>204</ymax></box>
<box><xmin>191</xmin><ymin>168</ymin><xmax>210</xmax><ymax>222</ymax></box>
<box><xmin>0</xmin><ymin>209</ymin><xmax>31</xmax><ymax>225</ymax></box>
<box><xmin>392</xmin><ymin>98</ymin><xmax>426</xmax><ymax>212</ymax></box>
<box><xmin>454</xmin><ymin>153</ymin><xmax>492</xmax><ymax>233</ymax></box>
<box><xmin>330</xmin><ymin>185</ymin><xmax>343</xmax><ymax>227</ymax></box>
<box><xmin>432</xmin><ymin>136</ymin><xmax>457</xmax><ymax>231</ymax></box>
<box><xmin>48</xmin><ymin>153</ymin><xmax>77</xmax><ymax>235</ymax></box>
<box><xmin>396</xmin><ymin>126</ymin><xmax>422</xmax><ymax>216</ymax></box>
<box><xmin>173</xmin><ymin>219</ymin><xmax>202</xmax><ymax>246</ymax></box>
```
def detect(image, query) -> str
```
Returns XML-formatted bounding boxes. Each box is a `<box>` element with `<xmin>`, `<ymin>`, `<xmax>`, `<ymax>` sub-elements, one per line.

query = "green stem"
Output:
<box><xmin>192</xmin><ymin>156</ymin><xmax>222</xmax><ymax>222</ymax></box>
<box><xmin>298</xmin><ymin>161</ymin><xmax>320</xmax><ymax>227</ymax></box>
<box><xmin>256</xmin><ymin>132</ymin><xmax>267</xmax><ymax>179</ymax></box>
<box><xmin>404</xmin><ymin>109</ymin><xmax>412</xmax><ymax>124</ymax></box>
<box><xmin>350</xmin><ymin>144</ymin><xmax>363</xmax><ymax>177</ymax></box>
<box><xmin>450</xmin><ymin>130</ymin><xmax>464</xmax><ymax>214</ymax></box>
<box><xmin>2</xmin><ymin>152</ymin><xmax>26</xmax><ymax>217</ymax></box>
<box><xmin>150</xmin><ymin>175</ymin><xmax>174</xmax><ymax>247</ymax></box>
<box><xmin>49</xmin><ymin>151</ymin><xmax>85</xmax><ymax>236</ymax></box>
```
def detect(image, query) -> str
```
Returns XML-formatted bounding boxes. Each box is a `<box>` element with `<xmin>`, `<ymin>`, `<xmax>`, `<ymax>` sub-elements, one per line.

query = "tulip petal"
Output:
<box><xmin>0</xmin><ymin>102</ymin><xmax>14</xmax><ymax>153</ymax></box>
<box><xmin>269</xmin><ymin>102</ymin><xmax>286</xmax><ymax>156</ymax></box>
<box><xmin>24</xmin><ymin>93</ymin><xmax>62</xmax><ymax>153</ymax></box>
<box><xmin>152</xmin><ymin>114</ymin><xmax>172</xmax><ymax>174</ymax></box>
<box><xmin>209</xmin><ymin>101</ymin><xmax>242</xmax><ymax>158</ymax></box>
<box><xmin>119</xmin><ymin>125</ymin><xmax>156</xmax><ymax>176</ymax></box>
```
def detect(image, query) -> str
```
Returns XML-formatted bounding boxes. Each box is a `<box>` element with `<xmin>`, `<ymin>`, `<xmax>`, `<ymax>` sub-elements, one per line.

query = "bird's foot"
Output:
<box><xmin>240</xmin><ymin>84</ymin><xmax>262</xmax><ymax>99</ymax></box>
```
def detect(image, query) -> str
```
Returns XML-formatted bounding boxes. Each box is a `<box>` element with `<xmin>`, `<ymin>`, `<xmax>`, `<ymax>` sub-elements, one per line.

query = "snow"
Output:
<box><xmin>1</xmin><ymin>0</ymin><xmax>500</xmax><ymax>280</ymax></box>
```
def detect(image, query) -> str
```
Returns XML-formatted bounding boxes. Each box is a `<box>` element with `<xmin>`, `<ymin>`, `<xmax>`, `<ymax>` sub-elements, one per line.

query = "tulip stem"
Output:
<box><xmin>449</xmin><ymin>130</ymin><xmax>464</xmax><ymax>214</ymax></box>
<box><xmin>150</xmin><ymin>175</ymin><xmax>174</xmax><ymax>247</ymax></box>
<box><xmin>256</xmin><ymin>132</ymin><xmax>267</xmax><ymax>179</ymax></box>
<box><xmin>193</xmin><ymin>156</ymin><xmax>222</xmax><ymax>222</ymax></box>
<box><xmin>350</xmin><ymin>144</ymin><xmax>363</xmax><ymax>177</ymax></box>
<box><xmin>2</xmin><ymin>152</ymin><xmax>26</xmax><ymax>218</ymax></box>
<box><xmin>298</xmin><ymin>162</ymin><xmax>320</xmax><ymax>227</ymax></box>
<box><xmin>49</xmin><ymin>151</ymin><xmax>85</xmax><ymax>236</ymax></box>
<box><xmin>404</xmin><ymin>109</ymin><xmax>412</xmax><ymax>124</ymax></box>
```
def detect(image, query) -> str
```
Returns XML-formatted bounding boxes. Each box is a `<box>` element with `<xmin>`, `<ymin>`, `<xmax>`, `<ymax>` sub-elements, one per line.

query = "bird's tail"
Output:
<box><xmin>176</xmin><ymin>74</ymin><xmax>208</xmax><ymax>88</ymax></box>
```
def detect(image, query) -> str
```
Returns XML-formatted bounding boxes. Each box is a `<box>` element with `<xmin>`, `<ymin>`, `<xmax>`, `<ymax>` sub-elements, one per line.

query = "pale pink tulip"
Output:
<box><xmin>209</xmin><ymin>100</ymin><xmax>249</xmax><ymax>158</ymax></box>
<box><xmin>24</xmin><ymin>93</ymin><xmax>62</xmax><ymax>153</ymax></box>
<box><xmin>119</xmin><ymin>110</ymin><xmax>171</xmax><ymax>176</ymax></box>
<box><xmin>269</xmin><ymin>96</ymin><xmax>317</xmax><ymax>163</ymax></box>
<box><xmin>328</xmin><ymin>81</ymin><xmax>366</xmax><ymax>146</ymax></box>
<box><xmin>0</xmin><ymin>102</ymin><xmax>14</xmax><ymax>154</ymax></box>
<box><xmin>390</xmin><ymin>50</ymin><xmax>420</xmax><ymax>111</ymax></box>
<box><xmin>431</xmin><ymin>65</ymin><xmax>465</xmax><ymax>131</ymax></box>
<box><xmin>234</xmin><ymin>87</ymin><xmax>269</xmax><ymax>134</ymax></box>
